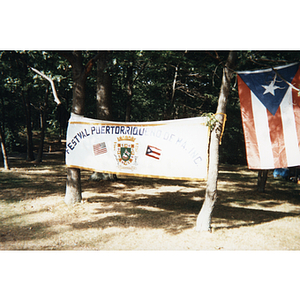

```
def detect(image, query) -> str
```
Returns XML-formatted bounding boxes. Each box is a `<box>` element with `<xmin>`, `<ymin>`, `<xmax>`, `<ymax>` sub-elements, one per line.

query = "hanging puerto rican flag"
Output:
<box><xmin>65</xmin><ymin>114</ymin><xmax>209</xmax><ymax>180</ymax></box>
<box><xmin>237</xmin><ymin>62</ymin><xmax>300</xmax><ymax>169</ymax></box>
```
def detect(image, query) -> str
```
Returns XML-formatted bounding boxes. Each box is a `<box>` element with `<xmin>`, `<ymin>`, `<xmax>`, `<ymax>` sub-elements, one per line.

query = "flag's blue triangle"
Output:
<box><xmin>239</xmin><ymin>63</ymin><xmax>299</xmax><ymax>115</ymax></box>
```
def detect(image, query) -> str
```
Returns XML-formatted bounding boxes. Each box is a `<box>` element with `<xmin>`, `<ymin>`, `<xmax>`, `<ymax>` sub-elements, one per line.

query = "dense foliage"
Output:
<box><xmin>1</xmin><ymin>50</ymin><xmax>300</xmax><ymax>165</ymax></box>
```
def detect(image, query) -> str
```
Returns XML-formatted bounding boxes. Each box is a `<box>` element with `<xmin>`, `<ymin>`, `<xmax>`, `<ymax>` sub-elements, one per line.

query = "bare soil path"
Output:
<box><xmin>1</xmin><ymin>152</ymin><xmax>300</xmax><ymax>250</ymax></box>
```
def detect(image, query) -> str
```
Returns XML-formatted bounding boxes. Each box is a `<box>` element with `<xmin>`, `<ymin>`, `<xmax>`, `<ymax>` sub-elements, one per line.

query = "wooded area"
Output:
<box><xmin>1</xmin><ymin>50</ymin><xmax>300</xmax><ymax>232</ymax></box>
<box><xmin>2</xmin><ymin>51</ymin><xmax>300</xmax><ymax>165</ymax></box>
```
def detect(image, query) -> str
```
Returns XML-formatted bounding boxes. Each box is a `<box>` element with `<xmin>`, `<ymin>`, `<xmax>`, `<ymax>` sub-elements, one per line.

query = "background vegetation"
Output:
<box><xmin>1</xmin><ymin>50</ymin><xmax>300</xmax><ymax>165</ymax></box>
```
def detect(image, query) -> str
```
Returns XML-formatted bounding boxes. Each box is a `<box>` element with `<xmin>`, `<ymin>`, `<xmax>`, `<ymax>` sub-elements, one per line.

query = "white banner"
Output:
<box><xmin>65</xmin><ymin>114</ymin><xmax>209</xmax><ymax>180</ymax></box>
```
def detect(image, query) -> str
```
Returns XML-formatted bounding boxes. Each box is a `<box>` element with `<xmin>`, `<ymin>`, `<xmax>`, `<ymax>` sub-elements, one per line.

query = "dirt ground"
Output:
<box><xmin>1</xmin><ymin>152</ymin><xmax>300</xmax><ymax>250</ymax></box>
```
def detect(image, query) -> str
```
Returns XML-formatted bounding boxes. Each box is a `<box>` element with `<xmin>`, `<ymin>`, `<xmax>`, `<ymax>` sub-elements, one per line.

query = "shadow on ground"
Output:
<box><xmin>1</xmin><ymin>161</ymin><xmax>300</xmax><ymax>244</ymax></box>
<box><xmin>70</xmin><ymin>175</ymin><xmax>300</xmax><ymax>234</ymax></box>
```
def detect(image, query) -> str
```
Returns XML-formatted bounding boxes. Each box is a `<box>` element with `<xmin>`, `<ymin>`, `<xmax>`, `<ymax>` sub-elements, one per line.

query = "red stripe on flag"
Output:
<box><xmin>267</xmin><ymin>108</ymin><xmax>287</xmax><ymax>168</ymax></box>
<box><xmin>292</xmin><ymin>67</ymin><xmax>300</xmax><ymax>147</ymax></box>
<box><xmin>151</xmin><ymin>150</ymin><xmax>160</xmax><ymax>156</ymax></box>
<box><xmin>238</xmin><ymin>75</ymin><xmax>261</xmax><ymax>168</ymax></box>
<box><xmin>147</xmin><ymin>154</ymin><xmax>160</xmax><ymax>160</ymax></box>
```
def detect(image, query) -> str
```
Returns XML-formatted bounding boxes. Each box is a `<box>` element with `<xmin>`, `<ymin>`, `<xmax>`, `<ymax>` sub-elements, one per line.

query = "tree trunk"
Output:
<box><xmin>257</xmin><ymin>170</ymin><xmax>268</xmax><ymax>192</ymax></box>
<box><xmin>125</xmin><ymin>63</ymin><xmax>133</xmax><ymax>122</ymax></box>
<box><xmin>56</xmin><ymin>103</ymin><xmax>70</xmax><ymax>143</ymax></box>
<box><xmin>64</xmin><ymin>52</ymin><xmax>85</xmax><ymax>205</ymax></box>
<box><xmin>164</xmin><ymin>64</ymin><xmax>179</xmax><ymax>119</ymax></box>
<box><xmin>91</xmin><ymin>51</ymin><xmax>116</xmax><ymax>181</ymax></box>
<box><xmin>34</xmin><ymin>83</ymin><xmax>49</xmax><ymax>164</ymax></box>
<box><xmin>21</xmin><ymin>90</ymin><xmax>35</xmax><ymax>161</ymax></box>
<box><xmin>63</xmin><ymin>51</ymin><xmax>100</xmax><ymax>205</ymax></box>
<box><xmin>96</xmin><ymin>51</ymin><xmax>112</xmax><ymax>120</ymax></box>
<box><xmin>196</xmin><ymin>51</ymin><xmax>237</xmax><ymax>232</ymax></box>
<box><xmin>124</xmin><ymin>54</ymin><xmax>147</xmax><ymax>122</ymax></box>
<box><xmin>0</xmin><ymin>96</ymin><xmax>9</xmax><ymax>170</ymax></box>
<box><xmin>0</xmin><ymin>125</ymin><xmax>9</xmax><ymax>170</ymax></box>
<box><xmin>170</xmin><ymin>64</ymin><xmax>179</xmax><ymax>119</ymax></box>
<box><xmin>65</xmin><ymin>167</ymin><xmax>82</xmax><ymax>205</ymax></box>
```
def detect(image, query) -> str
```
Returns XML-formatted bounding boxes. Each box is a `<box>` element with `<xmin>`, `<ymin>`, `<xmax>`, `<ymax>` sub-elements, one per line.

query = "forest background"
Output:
<box><xmin>2</xmin><ymin>50</ymin><xmax>300</xmax><ymax>166</ymax></box>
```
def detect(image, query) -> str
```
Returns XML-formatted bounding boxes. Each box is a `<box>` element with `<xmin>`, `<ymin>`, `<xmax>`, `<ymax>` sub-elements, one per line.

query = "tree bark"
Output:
<box><xmin>64</xmin><ymin>52</ymin><xmax>85</xmax><ymax>205</ymax></box>
<box><xmin>125</xmin><ymin>63</ymin><xmax>133</xmax><ymax>122</ymax></box>
<box><xmin>0</xmin><ymin>125</ymin><xmax>9</xmax><ymax>170</ymax></box>
<box><xmin>124</xmin><ymin>54</ymin><xmax>147</xmax><ymax>122</ymax></box>
<box><xmin>196</xmin><ymin>51</ymin><xmax>237</xmax><ymax>232</ymax></box>
<box><xmin>0</xmin><ymin>95</ymin><xmax>9</xmax><ymax>169</ymax></box>
<box><xmin>96</xmin><ymin>51</ymin><xmax>112</xmax><ymax>120</ymax></box>
<box><xmin>56</xmin><ymin>103</ymin><xmax>70</xmax><ymax>142</ymax></box>
<box><xmin>63</xmin><ymin>51</ymin><xmax>100</xmax><ymax>205</ymax></box>
<box><xmin>34</xmin><ymin>83</ymin><xmax>49</xmax><ymax>164</ymax></box>
<box><xmin>164</xmin><ymin>64</ymin><xmax>179</xmax><ymax>119</ymax></box>
<box><xmin>21</xmin><ymin>90</ymin><xmax>35</xmax><ymax>161</ymax></box>
<box><xmin>170</xmin><ymin>64</ymin><xmax>179</xmax><ymax>118</ymax></box>
<box><xmin>65</xmin><ymin>167</ymin><xmax>82</xmax><ymax>205</ymax></box>
<box><xmin>91</xmin><ymin>51</ymin><xmax>116</xmax><ymax>181</ymax></box>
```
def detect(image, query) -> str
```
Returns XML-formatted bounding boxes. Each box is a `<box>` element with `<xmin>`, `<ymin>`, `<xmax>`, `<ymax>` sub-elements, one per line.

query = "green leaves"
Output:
<box><xmin>2</xmin><ymin>50</ymin><xmax>299</xmax><ymax>165</ymax></box>
<box><xmin>201</xmin><ymin>112</ymin><xmax>218</xmax><ymax>130</ymax></box>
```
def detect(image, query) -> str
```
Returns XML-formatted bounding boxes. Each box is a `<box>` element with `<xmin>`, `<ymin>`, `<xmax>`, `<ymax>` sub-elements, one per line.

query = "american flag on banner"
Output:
<box><xmin>93</xmin><ymin>142</ymin><xmax>107</xmax><ymax>156</ymax></box>
<box><xmin>237</xmin><ymin>62</ymin><xmax>300</xmax><ymax>169</ymax></box>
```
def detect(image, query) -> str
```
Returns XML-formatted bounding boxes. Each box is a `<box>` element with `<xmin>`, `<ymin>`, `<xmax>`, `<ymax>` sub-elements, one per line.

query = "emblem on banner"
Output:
<box><xmin>114</xmin><ymin>136</ymin><xmax>139</xmax><ymax>169</ymax></box>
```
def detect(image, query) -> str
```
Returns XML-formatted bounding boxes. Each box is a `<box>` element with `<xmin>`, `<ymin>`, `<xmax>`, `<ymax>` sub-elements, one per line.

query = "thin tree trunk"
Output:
<box><xmin>34</xmin><ymin>83</ymin><xmax>49</xmax><ymax>164</ymax></box>
<box><xmin>196</xmin><ymin>51</ymin><xmax>237</xmax><ymax>232</ymax></box>
<box><xmin>125</xmin><ymin>63</ymin><xmax>133</xmax><ymax>122</ymax></box>
<box><xmin>56</xmin><ymin>103</ymin><xmax>70</xmax><ymax>143</ymax></box>
<box><xmin>171</xmin><ymin>64</ymin><xmax>179</xmax><ymax>118</ymax></box>
<box><xmin>257</xmin><ymin>170</ymin><xmax>268</xmax><ymax>192</ymax></box>
<box><xmin>164</xmin><ymin>64</ymin><xmax>179</xmax><ymax>119</ymax></box>
<box><xmin>0</xmin><ymin>125</ymin><xmax>9</xmax><ymax>170</ymax></box>
<box><xmin>0</xmin><ymin>95</ymin><xmax>9</xmax><ymax>170</ymax></box>
<box><xmin>124</xmin><ymin>54</ymin><xmax>147</xmax><ymax>122</ymax></box>
<box><xmin>21</xmin><ymin>90</ymin><xmax>35</xmax><ymax>161</ymax></box>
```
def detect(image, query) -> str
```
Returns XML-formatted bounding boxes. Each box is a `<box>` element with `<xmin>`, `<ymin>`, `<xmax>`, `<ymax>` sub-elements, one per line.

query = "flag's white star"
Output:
<box><xmin>261</xmin><ymin>75</ymin><xmax>281</xmax><ymax>96</ymax></box>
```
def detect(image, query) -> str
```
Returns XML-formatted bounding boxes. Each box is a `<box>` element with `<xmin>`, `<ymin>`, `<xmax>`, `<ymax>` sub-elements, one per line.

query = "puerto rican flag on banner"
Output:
<box><xmin>237</xmin><ymin>62</ymin><xmax>300</xmax><ymax>169</ymax></box>
<box><xmin>145</xmin><ymin>145</ymin><xmax>161</xmax><ymax>160</ymax></box>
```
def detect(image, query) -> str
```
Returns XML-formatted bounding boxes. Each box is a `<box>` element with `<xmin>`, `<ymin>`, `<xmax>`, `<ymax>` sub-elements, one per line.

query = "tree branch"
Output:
<box><xmin>257</xmin><ymin>57</ymin><xmax>292</xmax><ymax>64</ymax></box>
<box><xmin>205</xmin><ymin>51</ymin><xmax>222</xmax><ymax>63</ymax></box>
<box><xmin>85</xmin><ymin>52</ymin><xmax>102</xmax><ymax>77</ymax></box>
<box><xmin>132</xmin><ymin>62</ymin><xmax>148</xmax><ymax>85</ymax></box>
<box><xmin>272</xmin><ymin>67</ymin><xmax>300</xmax><ymax>92</ymax></box>
<box><xmin>29</xmin><ymin>67</ymin><xmax>61</xmax><ymax>105</ymax></box>
<box><xmin>59</xmin><ymin>51</ymin><xmax>77</xmax><ymax>65</ymax></box>
<box><xmin>176</xmin><ymin>86</ymin><xmax>198</xmax><ymax>99</ymax></box>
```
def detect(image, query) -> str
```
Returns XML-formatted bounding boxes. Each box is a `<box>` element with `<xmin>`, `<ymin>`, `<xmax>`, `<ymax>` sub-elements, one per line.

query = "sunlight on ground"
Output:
<box><xmin>1</xmin><ymin>161</ymin><xmax>300</xmax><ymax>250</ymax></box>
